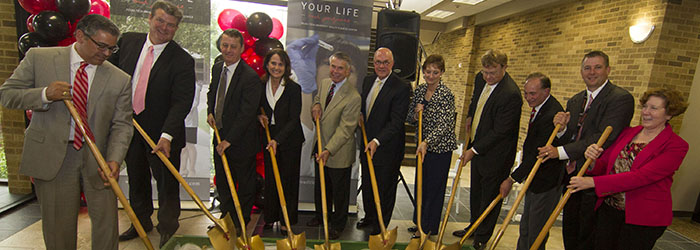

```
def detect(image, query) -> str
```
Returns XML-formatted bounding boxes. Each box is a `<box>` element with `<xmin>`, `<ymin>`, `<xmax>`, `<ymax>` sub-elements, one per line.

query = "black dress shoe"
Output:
<box><xmin>452</xmin><ymin>224</ymin><xmax>474</xmax><ymax>238</ymax></box>
<box><xmin>119</xmin><ymin>225</ymin><xmax>152</xmax><ymax>241</ymax></box>
<box><xmin>472</xmin><ymin>241</ymin><xmax>486</xmax><ymax>250</ymax></box>
<box><xmin>159</xmin><ymin>232</ymin><xmax>174</xmax><ymax>248</ymax></box>
<box><xmin>306</xmin><ymin>217</ymin><xmax>321</xmax><ymax>227</ymax></box>
<box><xmin>356</xmin><ymin>218</ymin><xmax>374</xmax><ymax>229</ymax></box>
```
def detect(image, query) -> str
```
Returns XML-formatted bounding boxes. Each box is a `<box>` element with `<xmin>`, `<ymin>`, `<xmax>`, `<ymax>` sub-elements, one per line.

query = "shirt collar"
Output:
<box><xmin>70</xmin><ymin>43</ymin><xmax>88</xmax><ymax>66</ymax></box>
<box><xmin>223</xmin><ymin>59</ymin><xmax>240</xmax><ymax>73</ymax></box>
<box><xmin>146</xmin><ymin>33</ymin><xmax>169</xmax><ymax>49</ymax></box>
<box><xmin>332</xmin><ymin>77</ymin><xmax>347</xmax><ymax>90</ymax></box>
<box><xmin>533</xmin><ymin>94</ymin><xmax>551</xmax><ymax>112</ymax></box>
<box><xmin>587</xmin><ymin>79</ymin><xmax>609</xmax><ymax>99</ymax></box>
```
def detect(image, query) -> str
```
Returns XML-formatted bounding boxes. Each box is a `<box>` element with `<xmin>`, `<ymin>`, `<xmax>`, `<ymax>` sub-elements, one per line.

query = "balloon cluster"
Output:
<box><xmin>217</xmin><ymin>9</ymin><xmax>284</xmax><ymax>76</ymax></box>
<box><xmin>18</xmin><ymin>0</ymin><xmax>110</xmax><ymax>55</ymax></box>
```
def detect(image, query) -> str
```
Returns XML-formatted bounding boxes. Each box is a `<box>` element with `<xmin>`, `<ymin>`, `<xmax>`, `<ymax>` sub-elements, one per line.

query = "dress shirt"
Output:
<box><xmin>366</xmin><ymin>74</ymin><xmax>389</xmax><ymax>147</ymax></box>
<box><xmin>131</xmin><ymin>33</ymin><xmax>171</xmax><ymax>141</ymax></box>
<box><xmin>556</xmin><ymin>80</ymin><xmax>609</xmax><ymax>160</ymax></box>
<box><xmin>471</xmin><ymin>81</ymin><xmax>499</xmax><ymax>155</ymax></box>
<box><xmin>265</xmin><ymin>78</ymin><xmax>286</xmax><ymax>125</ymax></box>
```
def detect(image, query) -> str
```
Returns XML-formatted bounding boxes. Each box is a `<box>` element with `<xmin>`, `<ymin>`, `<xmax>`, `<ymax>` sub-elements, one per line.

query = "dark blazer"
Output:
<box><xmin>588</xmin><ymin>124</ymin><xmax>688</xmax><ymax>226</ymax></box>
<box><xmin>108</xmin><ymin>32</ymin><xmax>195</xmax><ymax>150</ymax></box>
<box><xmin>511</xmin><ymin>95</ymin><xmax>566</xmax><ymax>193</ymax></box>
<box><xmin>207</xmin><ymin>60</ymin><xmax>262</xmax><ymax>158</ymax></box>
<box><xmin>560</xmin><ymin>81</ymin><xmax>634</xmax><ymax>166</ymax></box>
<box><xmin>360</xmin><ymin>73</ymin><xmax>411</xmax><ymax>166</ymax></box>
<box><xmin>467</xmin><ymin>72</ymin><xmax>523</xmax><ymax>176</ymax></box>
<box><xmin>259</xmin><ymin>79</ymin><xmax>304</xmax><ymax>151</ymax></box>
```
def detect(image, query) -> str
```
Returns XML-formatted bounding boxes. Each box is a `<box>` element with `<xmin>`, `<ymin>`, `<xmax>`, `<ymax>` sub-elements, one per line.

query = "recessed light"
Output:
<box><xmin>453</xmin><ymin>0</ymin><xmax>485</xmax><ymax>5</ymax></box>
<box><xmin>426</xmin><ymin>10</ymin><xmax>455</xmax><ymax>18</ymax></box>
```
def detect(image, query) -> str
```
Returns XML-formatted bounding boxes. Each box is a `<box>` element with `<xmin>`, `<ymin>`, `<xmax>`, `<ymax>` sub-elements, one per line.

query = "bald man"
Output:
<box><xmin>356</xmin><ymin>48</ymin><xmax>411</xmax><ymax>234</ymax></box>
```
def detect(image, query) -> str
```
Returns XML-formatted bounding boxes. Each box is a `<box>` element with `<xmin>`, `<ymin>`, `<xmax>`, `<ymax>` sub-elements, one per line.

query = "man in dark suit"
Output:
<box><xmin>0</xmin><ymin>15</ymin><xmax>132</xmax><ymax>250</ymax></box>
<box><xmin>207</xmin><ymin>29</ymin><xmax>263</xmax><ymax>230</ymax></box>
<box><xmin>108</xmin><ymin>1</ymin><xmax>195</xmax><ymax>246</ymax></box>
<box><xmin>538</xmin><ymin>51</ymin><xmax>634</xmax><ymax>250</ymax></box>
<box><xmin>453</xmin><ymin>49</ymin><xmax>522</xmax><ymax>250</ymax></box>
<box><xmin>499</xmin><ymin>73</ymin><xmax>565</xmax><ymax>250</ymax></box>
<box><xmin>356</xmin><ymin>48</ymin><xmax>411</xmax><ymax>234</ymax></box>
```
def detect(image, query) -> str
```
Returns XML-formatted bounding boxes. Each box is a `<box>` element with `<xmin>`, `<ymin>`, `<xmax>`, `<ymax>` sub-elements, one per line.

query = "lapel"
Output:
<box><xmin>588</xmin><ymin>81</ymin><xmax>613</xmax><ymax>113</ymax></box>
<box><xmin>323</xmin><ymin>79</ymin><xmax>346</xmax><ymax>121</ymax></box>
<box><xmin>124</xmin><ymin>34</ymin><xmax>147</xmax><ymax>74</ymax></box>
<box><xmin>88</xmin><ymin>65</ymin><xmax>110</xmax><ymax>117</ymax></box>
<box><xmin>149</xmin><ymin>41</ymin><xmax>175</xmax><ymax>83</ymax></box>
<box><xmin>224</xmin><ymin>61</ymin><xmax>244</xmax><ymax>107</ymax></box>
<box><xmin>604</xmin><ymin>126</ymin><xmax>640</xmax><ymax>174</ymax></box>
<box><xmin>482</xmin><ymin>73</ymin><xmax>510</xmax><ymax>113</ymax></box>
<box><xmin>530</xmin><ymin>96</ymin><xmax>552</xmax><ymax>130</ymax></box>
<box><xmin>367</xmin><ymin>74</ymin><xmax>392</xmax><ymax>120</ymax></box>
<box><xmin>631</xmin><ymin>124</ymin><xmax>673</xmax><ymax>170</ymax></box>
<box><xmin>54</xmin><ymin>47</ymin><xmax>71</xmax><ymax>84</ymax></box>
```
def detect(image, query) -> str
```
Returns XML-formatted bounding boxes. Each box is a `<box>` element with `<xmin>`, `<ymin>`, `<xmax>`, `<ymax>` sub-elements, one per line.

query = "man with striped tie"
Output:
<box><xmin>0</xmin><ymin>15</ymin><xmax>132</xmax><ymax>250</ymax></box>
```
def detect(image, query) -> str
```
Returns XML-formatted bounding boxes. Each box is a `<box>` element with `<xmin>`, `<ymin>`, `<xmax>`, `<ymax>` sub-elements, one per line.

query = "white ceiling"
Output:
<box><xmin>400</xmin><ymin>0</ymin><xmax>513</xmax><ymax>23</ymax></box>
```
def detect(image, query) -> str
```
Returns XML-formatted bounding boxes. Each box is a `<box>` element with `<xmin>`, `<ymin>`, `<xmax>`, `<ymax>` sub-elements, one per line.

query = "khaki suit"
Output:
<box><xmin>312</xmin><ymin>78</ymin><xmax>360</xmax><ymax>231</ymax></box>
<box><xmin>0</xmin><ymin>46</ymin><xmax>133</xmax><ymax>250</ymax></box>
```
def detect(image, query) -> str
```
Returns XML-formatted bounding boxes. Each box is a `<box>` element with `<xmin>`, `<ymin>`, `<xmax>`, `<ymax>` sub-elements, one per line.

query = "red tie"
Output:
<box><xmin>566</xmin><ymin>94</ymin><xmax>594</xmax><ymax>174</ymax></box>
<box><xmin>73</xmin><ymin>62</ymin><xmax>94</xmax><ymax>150</ymax></box>
<box><xmin>529</xmin><ymin>107</ymin><xmax>536</xmax><ymax>124</ymax></box>
<box><xmin>325</xmin><ymin>83</ymin><xmax>336</xmax><ymax>107</ymax></box>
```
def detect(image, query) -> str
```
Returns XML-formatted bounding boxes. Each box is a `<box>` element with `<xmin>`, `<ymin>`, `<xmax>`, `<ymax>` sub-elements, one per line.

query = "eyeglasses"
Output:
<box><xmin>85</xmin><ymin>34</ymin><xmax>119</xmax><ymax>54</ymax></box>
<box><xmin>374</xmin><ymin>60</ymin><xmax>391</xmax><ymax>66</ymax></box>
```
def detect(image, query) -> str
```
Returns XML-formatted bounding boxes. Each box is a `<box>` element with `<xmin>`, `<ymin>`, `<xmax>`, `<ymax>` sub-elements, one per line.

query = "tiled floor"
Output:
<box><xmin>1</xmin><ymin>163</ymin><xmax>699</xmax><ymax>249</ymax></box>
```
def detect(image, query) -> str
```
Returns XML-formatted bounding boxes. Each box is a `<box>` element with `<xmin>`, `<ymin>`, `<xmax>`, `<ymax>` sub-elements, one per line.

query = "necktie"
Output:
<box><xmin>367</xmin><ymin>79</ymin><xmax>382</xmax><ymax>117</ymax></box>
<box><xmin>566</xmin><ymin>93</ymin><xmax>594</xmax><ymax>174</ymax></box>
<box><xmin>133</xmin><ymin>45</ymin><xmax>154</xmax><ymax>114</ymax></box>
<box><xmin>325</xmin><ymin>83</ymin><xmax>336</xmax><ymax>107</ymax></box>
<box><xmin>471</xmin><ymin>84</ymin><xmax>492</xmax><ymax>141</ymax></box>
<box><xmin>73</xmin><ymin>62</ymin><xmax>93</xmax><ymax>150</ymax></box>
<box><xmin>529</xmin><ymin>107</ymin><xmax>536</xmax><ymax>124</ymax></box>
<box><xmin>215</xmin><ymin>67</ymin><xmax>228</xmax><ymax>129</ymax></box>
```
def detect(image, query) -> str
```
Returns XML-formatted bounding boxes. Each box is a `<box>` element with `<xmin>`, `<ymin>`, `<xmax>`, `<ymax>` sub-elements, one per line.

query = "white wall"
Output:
<box><xmin>671</xmin><ymin>59</ymin><xmax>700</xmax><ymax>212</ymax></box>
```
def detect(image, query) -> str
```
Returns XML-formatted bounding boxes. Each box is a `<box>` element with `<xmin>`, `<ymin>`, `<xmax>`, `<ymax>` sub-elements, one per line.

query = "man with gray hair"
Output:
<box><xmin>108</xmin><ymin>0</ymin><xmax>195</xmax><ymax>246</ymax></box>
<box><xmin>307</xmin><ymin>51</ymin><xmax>361</xmax><ymax>239</ymax></box>
<box><xmin>0</xmin><ymin>14</ymin><xmax>132</xmax><ymax>250</ymax></box>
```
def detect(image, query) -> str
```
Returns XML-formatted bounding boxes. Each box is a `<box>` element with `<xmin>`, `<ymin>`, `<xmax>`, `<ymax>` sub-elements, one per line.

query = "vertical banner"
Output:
<box><xmin>112</xmin><ymin>0</ymin><xmax>212</xmax><ymax>201</ymax></box>
<box><xmin>286</xmin><ymin>0</ymin><xmax>372</xmax><ymax>207</ymax></box>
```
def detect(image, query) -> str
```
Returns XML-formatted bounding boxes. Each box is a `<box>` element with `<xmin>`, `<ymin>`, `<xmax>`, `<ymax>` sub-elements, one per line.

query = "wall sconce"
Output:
<box><xmin>629</xmin><ymin>22</ymin><xmax>655</xmax><ymax>43</ymax></box>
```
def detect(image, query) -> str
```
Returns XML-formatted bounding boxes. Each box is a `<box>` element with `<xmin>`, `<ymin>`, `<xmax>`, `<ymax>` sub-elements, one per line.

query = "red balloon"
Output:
<box><xmin>88</xmin><ymin>0</ymin><xmax>110</xmax><ymax>18</ymax></box>
<box><xmin>217</xmin><ymin>9</ymin><xmax>241</xmax><ymax>31</ymax></box>
<box><xmin>231</xmin><ymin>14</ymin><xmax>247</xmax><ymax>32</ymax></box>
<box><xmin>245</xmin><ymin>54</ymin><xmax>264</xmax><ymax>76</ymax></box>
<box><xmin>57</xmin><ymin>36</ymin><xmax>76</xmax><ymax>46</ymax></box>
<box><xmin>241</xmin><ymin>47</ymin><xmax>255</xmax><ymax>60</ymax></box>
<box><xmin>269</xmin><ymin>18</ymin><xmax>284</xmax><ymax>39</ymax></box>
<box><xmin>242</xmin><ymin>31</ymin><xmax>256</xmax><ymax>50</ymax></box>
<box><xmin>18</xmin><ymin>0</ymin><xmax>57</xmax><ymax>14</ymax></box>
<box><xmin>27</xmin><ymin>14</ymin><xmax>37</xmax><ymax>32</ymax></box>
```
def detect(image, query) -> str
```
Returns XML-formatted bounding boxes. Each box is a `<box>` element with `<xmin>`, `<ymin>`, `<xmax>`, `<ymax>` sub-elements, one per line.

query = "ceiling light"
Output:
<box><xmin>426</xmin><ymin>10</ymin><xmax>455</xmax><ymax>18</ymax></box>
<box><xmin>629</xmin><ymin>21</ymin><xmax>654</xmax><ymax>43</ymax></box>
<box><xmin>453</xmin><ymin>0</ymin><xmax>485</xmax><ymax>5</ymax></box>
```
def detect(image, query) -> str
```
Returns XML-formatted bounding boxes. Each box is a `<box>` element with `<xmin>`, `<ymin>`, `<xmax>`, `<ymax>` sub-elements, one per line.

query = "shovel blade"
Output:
<box><xmin>368</xmin><ymin>227</ymin><xmax>397</xmax><ymax>250</ymax></box>
<box><xmin>207</xmin><ymin>225</ymin><xmax>236</xmax><ymax>250</ymax></box>
<box><xmin>314</xmin><ymin>242</ymin><xmax>341</xmax><ymax>250</ymax></box>
<box><xmin>276</xmin><ymin>232</ymin><xmax>307</xmax><ymax>250</ymax></box>
<box><xmin>235</xmin><ymin>235</ymin><xmax>265</xmax><ymax>250</ymax></box>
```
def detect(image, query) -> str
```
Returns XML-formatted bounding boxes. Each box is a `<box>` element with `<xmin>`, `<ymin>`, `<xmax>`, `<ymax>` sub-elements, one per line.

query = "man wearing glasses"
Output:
<box><xmin>108</xmin><ymin>0</ymin><xmax>195</xmax><ymax>247</ymax></box>
<box><xmin>0</xmin><ymin>15</ymin><xmax>132</xmax><ymax>250</ymax></box>
<box><xmin>453</xmin><ymin>49</ymin><xmax>523</xmax><ymax>250</ymax></box>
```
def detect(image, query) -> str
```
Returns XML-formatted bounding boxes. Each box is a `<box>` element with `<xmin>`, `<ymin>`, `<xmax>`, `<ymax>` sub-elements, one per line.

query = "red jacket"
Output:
<box><xmin>589</xmin><ymin>124</ymin><xmax>688</xmax><ymax>226</ymax></box>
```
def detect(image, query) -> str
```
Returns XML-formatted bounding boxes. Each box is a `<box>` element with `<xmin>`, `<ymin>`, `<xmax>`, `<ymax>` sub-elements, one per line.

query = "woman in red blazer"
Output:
<box><xmin>568</xmin><ymin>88</ymin><xmax>689</xmax><ymax>250</ymax></box>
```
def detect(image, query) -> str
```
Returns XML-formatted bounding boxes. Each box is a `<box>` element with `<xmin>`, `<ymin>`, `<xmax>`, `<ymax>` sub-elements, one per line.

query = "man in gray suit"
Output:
<box><xmin>307</xmin><ymin>51</ymin><xmax>361</xmax><ymax>239</ymax></box>
<box><xmin>0</xmin><ymin>15</ymin><xmax>132</xmax><ymax>250</ymax></box>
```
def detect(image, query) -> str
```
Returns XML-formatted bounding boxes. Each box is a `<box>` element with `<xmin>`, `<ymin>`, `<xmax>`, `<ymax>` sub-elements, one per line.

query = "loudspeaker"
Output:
<box><xmin>376</xmin><ymin>9</ymin><xmax>420</xmax><ymax>81</ymax></box>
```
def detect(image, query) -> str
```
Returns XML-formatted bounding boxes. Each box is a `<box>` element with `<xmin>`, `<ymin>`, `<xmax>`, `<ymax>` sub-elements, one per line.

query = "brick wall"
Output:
<box><xmin>0</xmin><ymin>0</ymin><xmax>31</xmax><ymax>194</ymax></box>
<box><xmin>425</xmin><ymin>0</ymin><xmax>700</xmax><ymax>150</ymax></box>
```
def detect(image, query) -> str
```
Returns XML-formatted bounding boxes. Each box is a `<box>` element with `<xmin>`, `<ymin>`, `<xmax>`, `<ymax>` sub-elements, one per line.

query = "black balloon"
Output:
<box><xmin>246</xmin><ymin>12</ymin><xmax>273</xmax><ymax>39</ymax></box>
<box><xmin>56</xmin><ymin>0</ymin><xmax>90</xmax><ymax>21</ymax></box>
<box><xmin>254</xmin><ymin>38</ymin><xmax>283</xmax><ymax>58</ymax></box>
<box><xmin>18</xmin><ymin>32</ymin><xmax>52</xmax><ymax>55</ymax></box>
<box><xmin>32</xmin><ymin>11</ymin><xmax>70</xmax><ymax>43</ymax></box>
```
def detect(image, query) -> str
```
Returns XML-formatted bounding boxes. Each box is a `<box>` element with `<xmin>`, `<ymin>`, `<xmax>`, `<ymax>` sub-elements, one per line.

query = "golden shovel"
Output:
<box><xmin>63</xmin><ymin>100</ymin><xmax>154</xmax><ymax>250</ymax></box>
<box><xmin>442</xmin><ymin>194</ymin><xmax>503</xmax><ymax>250</ymax></box>
<box><xmin>260</xmin><ymin>108</ymin><xmax>307</xmax><ymax>250</ymax></box>
<box><xmin>132</xmin><ymin>119</ymin><xmax>236</xmax><ymax>250</ymax></box>
<box><xmin>313</xmin><ymin>116</ymin><xmax>342</xmax><ymax>250</ymax></box>
<box><xmin>430</xmin><ymin>141</ymin><xmax>470</xmax><ymax>250</ymax></box>
<box><xmin>406</xmin><ymin>111</ymin><xmax>434</xmax><ymax>250</ymax></box>
<box><xmin>213</xmin><ymin>127</ymin><xmax>265</xmax><ymax>250</ymax></box>
<box><xmin>530</xmin><ymin>126</ymin><xmax>613</xmax><ymax>250</ymax></box>
<box><xmin>487</xmin><ymin>124</ymin><xmax>561</xmax><ymax>250</ymax></box>
<box><xmin>359</xmin><ymin>118</ymin><xmax>398</xmax><ymax>250</ymax></box>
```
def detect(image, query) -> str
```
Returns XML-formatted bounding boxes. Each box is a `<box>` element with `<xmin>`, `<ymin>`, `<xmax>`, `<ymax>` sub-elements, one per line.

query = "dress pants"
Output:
<box><xmin>562</xmin><ymin>173</ymin><xmax>597</xmax><ymax>250</ymax></box>
<box><xmin>517</xmin><ymin>185</ymin><xmax>562</xmax><ymax>250</ymax></box>
<box><xmin>214</xmin><ymin>139</ymin><xmax>257</xmax><ymax>228</ymax></box>
<box><xmin>314</xmin><ymin>164</ymin><xmax>351</xmax><ymax>232</ymax></box>
<box><xmin>35</xmin><ymin>144</ymin><xmax>118</xmax><ymax>250</ymax></box>
<box><xmin>263</xmin><ymin>144</ymin><xmax>302</xmax><ymax>225</ymax></box>
<box><xmin>125</xmin><ymin>134</ymin><xmax>181</xmax><ymax>235</ymax></box>
<box><xmin>360</xmin><ymin>158</ymin><xmax>400</xmax><ymax>229</ymax></box>
<box><xmin>594</xmin><ymin>202</ymin><xmax>666</xmax><ymax>250</ymax></box>
<box><xmin>412</xmin><ymin>151</ymin><xmax>451</xmax><ymax>234</ymax></box>
<box><xmin>470</xmin><ymin>158</ymin><xmax>509</xmax><ymax>244</ymax></box>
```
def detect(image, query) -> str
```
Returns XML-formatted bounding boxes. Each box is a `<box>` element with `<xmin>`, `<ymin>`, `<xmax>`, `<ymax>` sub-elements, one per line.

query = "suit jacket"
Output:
<box><xmin>259</xmin><ymin>79</ymin><xmax>304</xmax><ymax>151</ymax></box>
<box><xmin>360</xmin><ymin>73</ymin><xmax>411</xmax><ymax>166</ymax></box>
<box><xmin>561</xmin><ymin>81</ymin><xmax>634</xmax><ymax>167</ymax></box>
<box><xmin>207</xmin><ymin>60</ymin><xmax>262</xmax><ymax>158</ymax></box>
<box><xmin>511</xmin><ymin>95</ymin><xmax>566</xmax><ymax>193</ymax></box>
<box><xmin>0</xmin><ymin>46</ymin><xmax>133</xmax><ymax>189</ymax></box>
<box><xmin>108</xmin><ymin>32</ymin><xmax>194</xmax><ymax>150</ymax></box>
<box><xmin>467</xmin><ymin>72</ymin><xmax>523</xmax><ymax>176</ymax></box>
<box><xmin>588</xmin><ymin>124</ymin><xmax>688</xmax><ymax>226</ymax></box>
<box><xmin>314</xmin><ymin>78</ymin><xmax>361</xmax><ymax>168</ymax></box>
